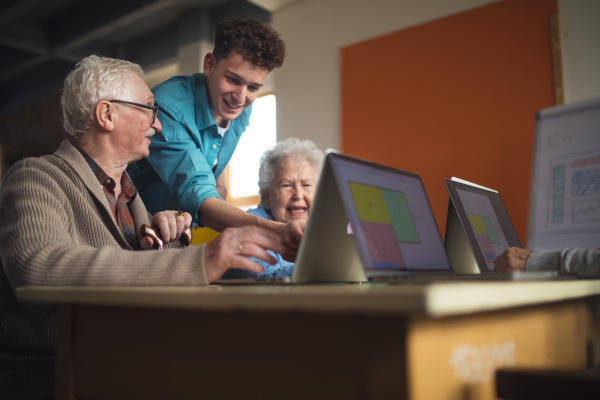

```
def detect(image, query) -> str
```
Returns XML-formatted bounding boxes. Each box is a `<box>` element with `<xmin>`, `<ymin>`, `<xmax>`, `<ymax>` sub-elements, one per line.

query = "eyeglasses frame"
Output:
<box><xmin>108</xmin><ymin>100</ymin><xmax>159</xmax><ymax>124</ymax></box>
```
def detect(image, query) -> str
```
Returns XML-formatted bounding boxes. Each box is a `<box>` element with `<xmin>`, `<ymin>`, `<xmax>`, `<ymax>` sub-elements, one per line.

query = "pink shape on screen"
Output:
<box><xmin>361</xmin><ymin>221</ymin><xmax>406</xmax><ymax>269</ymax></box>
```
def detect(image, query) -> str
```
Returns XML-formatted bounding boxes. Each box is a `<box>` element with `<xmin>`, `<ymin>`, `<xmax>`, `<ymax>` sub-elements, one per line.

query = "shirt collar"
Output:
<box><xmin>71</xmin><ymin>142</ymin><xmax>137</xmax><ymax>198</ymax></box>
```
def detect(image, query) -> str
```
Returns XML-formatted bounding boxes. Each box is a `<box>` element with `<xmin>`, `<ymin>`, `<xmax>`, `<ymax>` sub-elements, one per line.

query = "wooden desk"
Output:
<box><xmin>18</xmin><ymin>281</ymin><xmax>600</xmax><ymax>400</ymax></box>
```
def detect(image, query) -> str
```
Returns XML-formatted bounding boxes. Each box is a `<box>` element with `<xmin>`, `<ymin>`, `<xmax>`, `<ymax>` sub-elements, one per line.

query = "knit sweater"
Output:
<box><xmin>0</xmin><ymin>141</ymin><xmax>209</xmax><ymax>399</ymax></box>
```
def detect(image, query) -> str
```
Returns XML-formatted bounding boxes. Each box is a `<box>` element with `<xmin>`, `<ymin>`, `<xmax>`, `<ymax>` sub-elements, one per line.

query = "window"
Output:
<box><xmin>226</xmin><ymin>93</ymin><xmax>277</xmax><ymax>208</ymax></box>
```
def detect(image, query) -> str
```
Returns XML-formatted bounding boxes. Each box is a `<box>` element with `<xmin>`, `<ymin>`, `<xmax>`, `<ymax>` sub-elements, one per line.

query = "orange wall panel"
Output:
<box><xmin>341</xmin><ymin>0</ymin><xmax>557</xmax><ymax>245</ymax></box>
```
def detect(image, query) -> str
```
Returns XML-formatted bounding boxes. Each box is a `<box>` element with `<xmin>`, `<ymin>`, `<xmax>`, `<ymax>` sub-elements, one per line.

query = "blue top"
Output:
<box><xmin>221</xmin><ymin>204</ymin><xmax>295</xmax><ymax>279</ymax></box>
<box><xmin>127</xmin><ymin>73</ymin><xmax>252</xmax><ymax>225</ymax></box>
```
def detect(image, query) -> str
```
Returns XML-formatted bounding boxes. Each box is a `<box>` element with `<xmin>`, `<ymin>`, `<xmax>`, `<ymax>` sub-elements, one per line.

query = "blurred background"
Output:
<box><xmin>0</xmin><ymin>0</ymin><xmax>598</xmax><ymax>243</ymax></box>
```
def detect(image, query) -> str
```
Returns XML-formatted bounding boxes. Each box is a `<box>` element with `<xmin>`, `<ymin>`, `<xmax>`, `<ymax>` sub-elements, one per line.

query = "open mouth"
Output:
<box><xmin>287</xmin><ymin>206</ymin><xmax>307</xmax><ymax>215</ymax></box>
<box><xmin>224</xmin><ymin>99</ymin><xmax>241</xmax><ymax>110</ymax></box>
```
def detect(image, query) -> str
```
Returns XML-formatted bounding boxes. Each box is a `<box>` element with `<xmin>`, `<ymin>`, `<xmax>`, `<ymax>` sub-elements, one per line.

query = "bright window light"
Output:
<box><xmin>229</xmin><ymin>94</ymin><xmax>277</xmax><ymax>199</ymax></box>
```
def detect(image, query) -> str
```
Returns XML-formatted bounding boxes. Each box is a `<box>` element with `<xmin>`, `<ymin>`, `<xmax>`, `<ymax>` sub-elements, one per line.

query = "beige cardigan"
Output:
<box><xmin>0</xmin><ymin>141</ymin><xmax>209</xmax><ymax>398</ymax></box>
<box><xmin>0</xmin><ymin>140</ymin><xmax>209</xmax><ymax>287</ymax></box>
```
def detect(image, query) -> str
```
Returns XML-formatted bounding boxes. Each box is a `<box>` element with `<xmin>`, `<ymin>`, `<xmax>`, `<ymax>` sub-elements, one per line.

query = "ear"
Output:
<box><xmin>95</xmin><ymin>101</ymin><xmax>116</xmax><ymax>132</ymax></box>
<box><xmin>203</xmin><ymin>53</ymin><xmax>216</xmax><ymax>76</ymax></box>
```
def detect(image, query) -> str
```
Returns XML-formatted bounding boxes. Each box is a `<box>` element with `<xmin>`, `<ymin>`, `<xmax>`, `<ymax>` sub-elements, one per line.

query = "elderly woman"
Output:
<box><xmin>222</xmin><ymin>138</ymin><xmax>324</xmax><ymax>278</ymax></box>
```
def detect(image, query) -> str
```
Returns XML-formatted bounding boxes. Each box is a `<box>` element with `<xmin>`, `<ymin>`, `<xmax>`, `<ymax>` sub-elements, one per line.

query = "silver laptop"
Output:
<box><xmin>443</xmin><ymin>178</ymin><xmax>575</xmax><ymax>280</ymax></box>
<box><xmin>292</xmin><ymin>150</ymin><xmax>458</xmax><ymax>283</ymax></box>
<box><xmin>219</xmin><ymin>151</ymin><xmax>456</xmax><ymax>284</ymax></box>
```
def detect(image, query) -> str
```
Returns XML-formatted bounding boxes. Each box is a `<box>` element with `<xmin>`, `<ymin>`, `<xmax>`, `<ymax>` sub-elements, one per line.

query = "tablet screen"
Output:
<box><xmin>445</xmin><ymin>179</ymin><xmax>522</xmax><ymax>272</ymax></box>
<box><xmin>331</xmin><ymin>154</ymin><xmax>451</xmax><ymax>272</ymax></box>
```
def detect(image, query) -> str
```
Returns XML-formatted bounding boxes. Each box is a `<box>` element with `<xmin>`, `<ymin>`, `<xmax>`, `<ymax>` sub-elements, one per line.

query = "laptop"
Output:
<box><xmin>218</xmin><ymin>151</ymin><xmax>456</xmax><ymax>284</ymax></box>
<box><xmin>443</xmin><ymin>178</ymin><xmax>574</xmax><ymax>280</ymax></box>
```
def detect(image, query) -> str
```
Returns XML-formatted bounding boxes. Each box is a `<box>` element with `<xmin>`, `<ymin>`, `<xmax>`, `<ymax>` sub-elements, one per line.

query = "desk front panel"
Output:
<box><xmin>67</xmin><ymin>306</ymin><xmax>410</xmax><ymax>400</ymax></box>
<box><xmin>408</xmin><ymin>297</ymin><xmax>600</xmax><ymax>400</ymax></box>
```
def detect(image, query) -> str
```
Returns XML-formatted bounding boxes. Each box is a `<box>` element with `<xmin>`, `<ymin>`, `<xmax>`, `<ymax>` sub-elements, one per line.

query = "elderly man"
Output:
<box><xmin>0</xmin><ymin>55</ymin><xmax>285</xmax><ymax>399</ymax></box>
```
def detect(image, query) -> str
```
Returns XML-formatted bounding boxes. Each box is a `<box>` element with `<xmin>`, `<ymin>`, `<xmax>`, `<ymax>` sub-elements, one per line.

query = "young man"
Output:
<box><xmin>127</xmin><ymin>19</ymin><xmax>303</xmax><ymax>262</ymax></box>
<box><xmin>0</xmin><ymin>55</ymin><xmax>285</xmax><ymax>399</ymax></box>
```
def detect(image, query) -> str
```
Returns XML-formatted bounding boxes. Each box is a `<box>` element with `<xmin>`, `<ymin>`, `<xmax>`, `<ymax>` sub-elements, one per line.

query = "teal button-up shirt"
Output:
<box><xmin>127</xmin><ymin>73</ymin><xmax>252</xmax><ymax>225</ymax></box>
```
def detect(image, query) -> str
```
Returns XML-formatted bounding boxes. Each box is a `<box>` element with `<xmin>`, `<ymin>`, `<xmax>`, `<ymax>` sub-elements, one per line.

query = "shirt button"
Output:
<box><xmin>106</xmin><ymin>178</ymin><xmax>112</xmax><ymax>183</ymax></box>
<box><xmin>212</xmin><ymin>144</ymin><xmax>217</xmax><ymax>149</ymax></box>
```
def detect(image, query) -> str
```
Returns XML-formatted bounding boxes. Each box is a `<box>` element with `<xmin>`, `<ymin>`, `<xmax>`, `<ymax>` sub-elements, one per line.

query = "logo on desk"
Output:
<box><xmin>449</xmin><ymin>341</ymin><xmax>515</xmax><ymax>383</ymax></box>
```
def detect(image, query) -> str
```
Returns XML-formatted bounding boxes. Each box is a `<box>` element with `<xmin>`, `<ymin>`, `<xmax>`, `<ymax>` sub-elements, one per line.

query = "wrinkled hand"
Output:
<box><xmin>204</xmin><ymin>226</ymin><xmax>287</xmax><ymax>282</ymax></box>
<box><xmin>141</xmin><ymin>210</ymin><xmax>192</xmax><ymax>249</ymax></box>
<box><xmin>494</xmin><ymin>247</ymin><xmax>534</xmax><ymax>273</ymax></box>
<box><xmin>276</xmin><ymin>221</ymin><xmax>305</xmax><ymax>262</ymax></box>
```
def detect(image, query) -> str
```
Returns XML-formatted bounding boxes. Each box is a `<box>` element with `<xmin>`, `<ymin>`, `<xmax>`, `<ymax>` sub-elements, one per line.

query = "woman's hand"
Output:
<box><xmin>204</xmin><ymin>226</ymin><xmax>287</xmax><ymax>282</ymax></box>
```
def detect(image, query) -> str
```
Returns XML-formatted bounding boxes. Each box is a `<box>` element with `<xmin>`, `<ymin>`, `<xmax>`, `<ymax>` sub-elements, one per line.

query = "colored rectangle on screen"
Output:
<box><xmin>476</xmin><ymin>233</ymin><xmax>496</xmax><ymax>263</ymax></box>
<box><xmin>361</xmin><ymin>220</ymin><xmax>406</xmax><ymax>269</ymax></box>
<box><xmin>469</xmin><ymin>214</ymin><xmax>487</xmax><ymax>235</ymax></box>
<box><xmin>382</xmin><ymin>189</ymin><xmax>420</xmax><ymax>243</ymax></box>
<box><xmin>373</xmin><ymin>262</ymin><xmax>400</xmax><ymax>270</ymax></box>
<box><xmin>349</xmin><ymin>182</ymin><xmax>391</xmax><ymax>224</ymax></box>
<box><xmin>481</xmin><ymin>216</ymin><xmax>499</xmax><ymax>244</ymax></box>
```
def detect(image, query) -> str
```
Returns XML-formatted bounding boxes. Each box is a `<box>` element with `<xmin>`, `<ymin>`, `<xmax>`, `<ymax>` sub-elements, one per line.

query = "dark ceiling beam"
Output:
<box><xmin>0</xmin><ymin>0</ymin><xmax>186</xmax><ymax>84</ymax></box>
<box><xmin>0</xmin><ymin>58</ymin><xmax>75</xmax><ymax>117</ymax></box>
<box><xmin>122</xmin><ymin>23</ymin><xmax>178</xmax><ymax>68</ymax></box>
<box><xmin>0</xmin><ymin>19</ymin><xmax>48</xmax><ymax>54</ymax></box>
<box><xmin>50</xmin><ymin>0</ymin><xmax>183</xmax><ymax>54</ymax></box>
<box><xmin>210</xmin><ymin>0</ymin><xmax>269</xmax><ymax>30</ymax></box>
<box><xmin>0</xmin><ymin>45</ymin><xmax>37</xmax><ymax>70</ymax></box>
<box><xmin>61</xmin><ymin>41</ymin><xmax>119</xmax><ymax>65</ymax></box>
<box><xmin>0</xmin><ymin>54</ymin><xmax>52</xmax><ymax>82</ymax></box>
<box><xmin>0</xmin><ymin>0</ymin><xmax>43</xmax><ymax>27</ymax></box>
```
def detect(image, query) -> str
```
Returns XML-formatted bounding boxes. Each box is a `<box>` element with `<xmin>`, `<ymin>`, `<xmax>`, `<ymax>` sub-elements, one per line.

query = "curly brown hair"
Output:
<box><xmin>213</xmin><ymin>18</ymin><xmax>286</xmax><ymax>72</ymax></box>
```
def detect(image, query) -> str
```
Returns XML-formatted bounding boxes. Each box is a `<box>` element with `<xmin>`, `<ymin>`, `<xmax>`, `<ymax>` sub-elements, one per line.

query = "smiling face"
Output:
<box><xmin>264</xmin><ymin>159</ymin><xmax>316</xmax><ymax>224</ymax></box>
<box><xmin>203</xmin><ymin>51</ymin><xmax>269</xmax><ymax>128</ymax></box>
<box><xmin>115</xmin><ymin>73</ymin><xmax>162</xmax><ymax>163</ymax></box>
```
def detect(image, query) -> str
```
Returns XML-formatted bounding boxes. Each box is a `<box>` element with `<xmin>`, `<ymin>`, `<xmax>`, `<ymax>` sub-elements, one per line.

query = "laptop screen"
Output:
<box><xmin>330</xmin><ymin>154</ymin><xmax>451</xmax><ymax>272</ymax></box>
<box><xmin>444</xmin><ymin>179</ymin><xmax>522</xmax><ymax>272</ymax></box>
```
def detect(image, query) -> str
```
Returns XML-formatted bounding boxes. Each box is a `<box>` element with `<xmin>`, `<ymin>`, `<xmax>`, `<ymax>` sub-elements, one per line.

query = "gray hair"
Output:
<box><xmin>258</xmin><ymin>138</ymin><xmax>324</xmax><ymax>204</ymax></box>
<box><xmin>61</xmin><ymin>55</ymin><xmax>145</xmax><ymax>138</ymax></box>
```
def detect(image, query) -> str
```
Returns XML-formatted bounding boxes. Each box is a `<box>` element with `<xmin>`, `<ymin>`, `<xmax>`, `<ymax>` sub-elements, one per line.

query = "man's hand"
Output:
<box><xmin>494</xmin><ymin>247</ymin><xmax>534</xmax><ymax>273</ymax></box>
<box><xmin>204</xmin><ymin>226</ymin><xmax>287</xmax><ymax>282</ymax></box>
<box><xmin>141</xmin><ymin>210</ymin><xmax>192</xmax><ymax>249</ymax></box>
<box><xmin>276</xmin><ymin>221</ymin><xmax>305</xmax><ymax>262</ymax></box>
<box><xmin>197</xmin><ymin>198</ymin><xmax>305</xmax><ymax>262</ymax></box>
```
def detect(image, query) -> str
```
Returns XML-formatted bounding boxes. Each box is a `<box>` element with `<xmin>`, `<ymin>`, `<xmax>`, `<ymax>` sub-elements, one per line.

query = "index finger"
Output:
<box><xmin>184</xmin><ymin>212</ymin><xmax>192</xmax><ymax>230</ymax></box>
<box><xmin>246</xmin><ymin>226</ymin><xmax>283</xmax><ymax>243</ymax></box>
<box><xmin>156</xmin><ymin>213</ymin><xmax>176</xmax><ymax>242</ymax></box>
<box><xmin>244</xmin><ymin>227</ymin><xmax>286</xmax><ymax>255</ymax></box>
<box><xmin>288</xmin><ymin>223</ymin><xmax>304</xmax><ymax>243</ymax></box>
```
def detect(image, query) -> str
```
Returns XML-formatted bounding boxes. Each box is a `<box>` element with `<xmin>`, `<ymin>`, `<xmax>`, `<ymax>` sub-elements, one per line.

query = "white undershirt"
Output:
<box><xmin>213</xmin><ymin>121</ymin><xmax>230</xmax><ymax>168</ymax></box>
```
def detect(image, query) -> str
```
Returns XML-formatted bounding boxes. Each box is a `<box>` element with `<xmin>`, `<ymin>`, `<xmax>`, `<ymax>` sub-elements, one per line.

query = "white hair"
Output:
<box><xmin>60</xmin><ymin>55</ymin><xmax>145</xmax><ymax>138</ymax></box>
<box><xmin>258</xmin><ymin>138</ymin><xmax>324</xmax><ymax>204</ymax></box>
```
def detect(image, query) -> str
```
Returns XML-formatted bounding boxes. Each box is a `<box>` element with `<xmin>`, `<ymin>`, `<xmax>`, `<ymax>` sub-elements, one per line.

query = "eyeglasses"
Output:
<box><xmin>108</xmin><ymin>100</ymin><xmax>159</xmax><ymax>124</ymax></box>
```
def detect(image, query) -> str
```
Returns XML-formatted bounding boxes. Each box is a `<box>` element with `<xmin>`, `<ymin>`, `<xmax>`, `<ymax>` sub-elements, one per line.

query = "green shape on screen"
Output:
<box><xmin>348</xmin><ymin>182</ymin><xmax>391</xmax><ymax>224</ymax></box>
<box><xmin>481</xmin><ymin>216</ymin><xmax>499</xmax><ymax>244</ymax></box>
<box><xmin>381</xmin><ymin>190</ymin><xmax>420</xmax><ymax>243</ymax></box>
